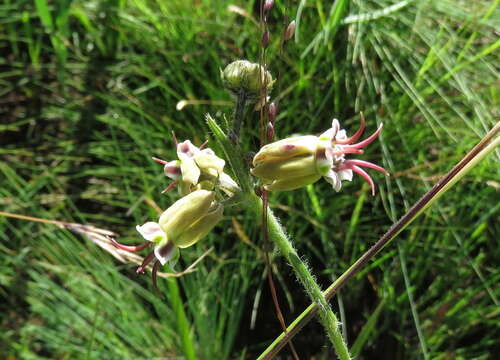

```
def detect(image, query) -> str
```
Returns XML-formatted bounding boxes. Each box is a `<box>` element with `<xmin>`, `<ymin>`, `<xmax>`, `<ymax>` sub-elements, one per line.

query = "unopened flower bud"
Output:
<box><xmin>268</xmin><ymin>102</ymin><xmax>277</xmax><ymax>124</ymax></box>
<box><xmin>263</xmin><ymin>0</ymin><xmax>274</xmax><ymax>12</ymax></box>
<box><xmin>284</xmin><ymin>20</ymin><xmax>296</xmax><ymax>42</ymax></box>
<box><xmin>221</xmin><ymin>60</ymin><xmax>274</xmax><ymax>98</ymax></box>
<box><xmin>262</xmin><ymin>31</ymin><xmax>270</xmax><ymax>48</ymax></box>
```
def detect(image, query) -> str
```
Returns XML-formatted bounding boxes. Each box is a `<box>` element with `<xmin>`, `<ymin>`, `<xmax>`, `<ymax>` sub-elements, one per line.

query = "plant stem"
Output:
<box><xmin>246</xmin><ymin>192</ymin><xmax>351</xmax><ymax>360</ymax></box>
<box><xmin>206</xmin><ymin>114</ymin><xmax>252</xmax><ymax>192</ymax></box>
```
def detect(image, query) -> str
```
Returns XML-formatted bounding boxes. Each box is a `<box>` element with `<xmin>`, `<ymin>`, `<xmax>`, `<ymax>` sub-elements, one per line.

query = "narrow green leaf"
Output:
<box><xmin>350</xmin><ymin>299</ymin><xmax>385</xmax><ymax>357</ymax></box>
<box><xmin>34</xmin><ymin>0</ymin><xmax>53</xmax><ymax>31</ymax></box>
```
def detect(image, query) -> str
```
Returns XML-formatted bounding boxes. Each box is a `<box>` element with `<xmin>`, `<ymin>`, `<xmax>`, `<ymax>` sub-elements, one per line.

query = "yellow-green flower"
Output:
<box><xmin>252</xmin><ymin>118</ymin><xmax>388</xmax><ymax>193</ymax></box>
<box><xmin>111</xmin><ymin>190</ymin><xmax>223</xmax><ymax>287</ymax></box>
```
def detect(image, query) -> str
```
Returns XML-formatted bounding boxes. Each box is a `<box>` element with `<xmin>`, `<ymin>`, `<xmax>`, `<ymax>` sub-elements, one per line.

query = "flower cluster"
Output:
<box><xmin>110</xmin><ymin>60</ymin><xmax>387</xmax><ymax>295</ymax></box>
<box><xmin>251</xmin><ymin>117</ymin><xmax>388</xmax><ymax>194</ymax></box>
<box><xmin>112</xmin><ymin>139</ymin><xmax>233</xmax><ymax>290</ymax></box>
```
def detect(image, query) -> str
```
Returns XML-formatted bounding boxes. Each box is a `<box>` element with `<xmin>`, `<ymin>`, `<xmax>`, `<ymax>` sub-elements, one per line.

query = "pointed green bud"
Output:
<box><xmin>221</xmin><ymin>60</ymin><xmax>274</xmax><ymax>98</ymax></box>
<box><xmin>159</xmin><ymin>190</ymin><xmax>215</xmax><ymax>239</ymax></box>
<box><xmin>175</xmin><ymin>204</ymin><xmax>223</xmax><ymax>248</ymax></box>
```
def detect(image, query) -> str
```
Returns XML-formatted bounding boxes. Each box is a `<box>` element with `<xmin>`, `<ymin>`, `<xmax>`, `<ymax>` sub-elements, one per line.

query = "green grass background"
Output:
<box><xmin>0</xmin><ymin>0</ymin><xmax>498</xmax><ymax>359</ymax></box>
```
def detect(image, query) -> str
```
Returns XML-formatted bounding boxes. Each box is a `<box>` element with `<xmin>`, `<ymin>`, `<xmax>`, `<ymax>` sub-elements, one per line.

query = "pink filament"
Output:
<box><xmin>152</xmin><ymin>157</ymin><xmax>169</xmax><ymax>165</ymax></box>
<box><xmin>161</xmin><ymin>180</ymin><xmax>180</xmax><ymax>194</ymax></box>
<box><xmin>110</xmin><ymin>239</ymin><xmax>151</xmax><ymax>252</ymax></box>
<box><xmin>171</xmin><ymin>131</ymin><xmax>179</xmax><ymax>146</ymax></box>
<box><xmin>199</xmin><ymin>140</ymin><xmax>209</xmax><ymax>150</ymax></box>
<box><xmin>344</xmin><ymin>159</ymin><xmax>388</xmax><ymax>174</ymax></box>
<box><xmin>350</xmin><ymin>124</ymin><xmax>383</xmax><ymax>149</ymax></box>
<box><xmin>336</xmin><ymin>116</ymin><xmax>366</xmax><ymax>145</ymax></box>
<box><xmin>331</xmin><ymin>148</ymin><xmax>364</xmax><ymax>156</ymax></box>
<box><xmin>136</xmin><ymin>251</ymin><xmax>156</xmax><ymax>274</ymax></box>
<box><xmin>351</xmin><ymin>165</ymin><xmax>376</xmax><ymax>196</ymax></box>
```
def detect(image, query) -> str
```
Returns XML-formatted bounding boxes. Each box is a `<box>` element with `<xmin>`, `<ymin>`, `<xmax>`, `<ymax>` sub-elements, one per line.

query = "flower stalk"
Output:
<box><xmin>232</xmin><ymin>89</ymin><xmax>248</xmax><ymax>143</ymax></box>
<box><xmin>246</xmin><ymin>192</ymin><xmax>351</xmax><ymax>360</ymax></box>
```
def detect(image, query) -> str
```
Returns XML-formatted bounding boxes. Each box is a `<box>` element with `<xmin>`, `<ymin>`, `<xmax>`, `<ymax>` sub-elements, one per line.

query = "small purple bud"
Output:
<box><xmin>284</xmin><ymin>20</ymin><xmax>296</xmax><ymax>42</ymax></box>
<box><xmin>266</xmin><ymin>122</ymin><xmax>275</xmax><ymax>141</ymax></box>
<box><xmin>268</xmin><ymin>102</ymin><xmax>277</xmax><ymax>124</ymax></box>
<box><xmin>263</xmin><ymin>0</ymin><xmax>274</xmax><ymax>12</ymax></box>
<box><xmin>262</xmin><ymin>31</ymin><xmax>270</xmax><ymax>49</ymax></box>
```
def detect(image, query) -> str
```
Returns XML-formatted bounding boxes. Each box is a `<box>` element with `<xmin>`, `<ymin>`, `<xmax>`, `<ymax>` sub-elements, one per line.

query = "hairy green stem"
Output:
<box><xmin>246</xmin><ymin>192</ymin><xmax>351</xmax><ymax>360</ymax></box>
<box><xmin>206</xmin><ymin>114</ymin><xmax>252</xmax><ymax>193</ymax></box>
<box><xmin>231</xmin><ymin>90</ymin><xmax>247</xmax><ymax>142</ymax></box>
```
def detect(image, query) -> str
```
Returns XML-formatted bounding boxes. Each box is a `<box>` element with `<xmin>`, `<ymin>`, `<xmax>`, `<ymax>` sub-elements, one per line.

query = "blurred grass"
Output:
<box><xmin>0</xmin><ymin>0</ymin><xmax>499</xmax><ymax>359</ymax></box>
